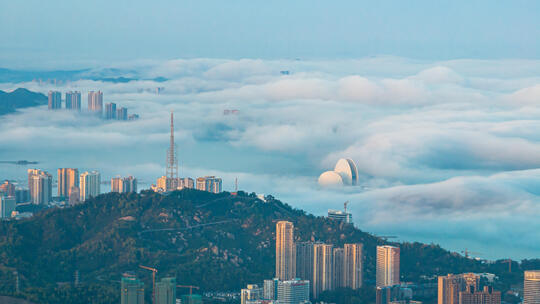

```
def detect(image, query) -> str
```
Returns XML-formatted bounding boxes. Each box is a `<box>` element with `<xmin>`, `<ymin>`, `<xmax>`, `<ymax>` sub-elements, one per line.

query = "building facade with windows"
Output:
<box><xmin>377</xmin><ymin>246</ymin><xmax>400</xmax><ymax>287</ymax></box>
<box><xmin>48</xmin><ymin>91</ymin><xmax>61</xmax><ymax>109</ymax></box>
<box><xmin>121</xmin><ymin>277</ymin><xmax>144</xmax><ymax>304</ymax></box>
<box><xmin>524</xmin><ymin>270</ymin><xmax>540</xmax><ymax>304</ymax></box>
<box><xmin>0</xmin><ymin>196</ymin><xmax>16</xmax><ymax>218</ymax></box>
<box><xmin>276</xmin><ymin>221</ymin><xmax>296</xmax><ymax>281</ymax></box>
<box><xmin>196</xmin><ymin>176</ymin><xmax>222</xmax><ymax>193</ymax></box>
<box><xmin>312</xmin><ymin>243</ymin><xmax>333</xmax><ymax>299</ymax></box>
<box><xmin>65</xmin><ymin>91</ymin><xmax>81</xmax><ymax>110</ymax></box>
<box><xmin>344</xmin><ymin>243</ymin><xmax>363</xmax><ymax>289</ymax></box>
<box><xmin>277</xmin><ymin>279</ymin><xmax>310</xmax><ymax>304</ymax></box>
<box><xmin>80</xmin><ymin>171</ymin><xmax>100</xmax><ymax>202</ymax></box>
<box><xmin>88</xmin><ymin>91</ymin><xmax>103</xmax><ymax>114</ymax></box>
<box><xmin>28</xmin><ymin>169</ymin><xmax>52</xmax><ymax>205</ymax></box>
<box><xmin>58</xmin><ymin>168</ymin><xmax>79</xmax><ymax>198</ymax></box>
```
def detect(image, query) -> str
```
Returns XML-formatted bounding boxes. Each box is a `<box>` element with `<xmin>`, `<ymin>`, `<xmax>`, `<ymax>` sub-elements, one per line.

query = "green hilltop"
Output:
<box><xmin>0</xmin><ymin>189</ymin><xmax>537</xmax><ymax>303</ymax></box>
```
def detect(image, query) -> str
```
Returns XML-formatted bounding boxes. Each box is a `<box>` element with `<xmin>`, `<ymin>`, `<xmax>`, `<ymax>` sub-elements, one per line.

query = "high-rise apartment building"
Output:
<box><xmin>58</xmin><ymin>168</ymin><xmax>79</xmax><ymax>198</ymax></box>
<box><xmin>123</xmin><ymin>176</ymin><xmax>137</xmax><ymax>193</ymax></box>
<box><xmin>0</xmin><ymin>180</ymin><xmax>16</xmax><ymax>197</ymax></box>
<box><xmin>48</xmin><ymin>91</ymin><xmax>62</xmax><ymax>109</ymax></box>
<box><xmin>333</xmin><ymin>247</ymin><xmax>344</xmax><ymax>289</ymax></box>
<box><xmin>376</xmin><ymin>246</ymin><xmax>400</xmax><ymax>287</ymax></box>
<box><xmin>438</xmin><ymin>275</ymin><xmax>461</xmax><ymax>304</ymax></box>
<box><xmin>241</xmin><ymin>284</ymin><xmax>263</xmax><ymax>304</ymax></box>
<box><xmin>276</xmin><ymin>221</ymin><xmax>296</xmax><ymax>281</ymax></box>
<box><xmin>196</xmin><ymin>176</ymin><xmax>222</xmax><ymax>193</ymax></box>
<box><xmin>0</xmin><ymin>196</ymin><xmax>16</xmax><ymax>218</ymax></box>
<box><xmin>524</xmin><ymin>270</ymin><xmax>540</xmax><ymax>304</ymax></box>
<box><xmin>459</xmin><ymin>285</ymin><xmax>500</xmax><ymax>304</ymax></box>
<box><xmin>80</xmin><ymin>171</ymin><xmax>100</xmax><ymax>202</ymax></box>
<box><xmin>296</xmin><ymin>242</ymin><xmax>314</xmax><ymax>282</ymax></box>
<box><xmin>344</xmin><ymin>243</ymin><xmax>363</xmax><ymax>289</ymax></box>
<box><xmin>312</xmin><ymin>243</ymin><xmax>333</xmax><ymax>299</ymax></box>
<box><xmin>28</xmin><ymin>169</ymin><xmax>52</xmax><ymax>205</ymax></box>
<box><xmin>88</xmin><ymin>91</ymin><xmax>103</xmax><ymax>114</ymax></box>
<box><xmin>106</xmin><ymin>102</ymin><xmax>117</xmax><ymax>119</ymax></box>
<box><xmin>117</xmin><ymin>107</ymin><xmax>128</xmax><ymax>120</ymax></box>
<box><xmin>121</xmin><ymin>276</ymin><xmax>145</xmax><ymax>304</ymax></box>
<box><xmin>111</xmin><ymin>176</ymin><xmax>137</xmax><ymax>193</ymax></box>
<box><xmin>277</xmin><ymin>279</ymin><xmax>310</xmax><ymax>304</ymax></box>
<box><xmin>438</xmin><ymin>273</ymin><xmax>479</xmax><ymax>304</ymax></box>
<box><xmin>65</xmin><ymin>91</ymin><xmax>81</xmax><ymax>110</ymax></box>
<box><xmin>111</xmin><ymin>177</ymin><xmax>122</xmax><ymax>193</ymax></box>
<box><xmin>155</xmin><ymin>277</ymin><xmax>176</xmax><ymax>304</ymax></box>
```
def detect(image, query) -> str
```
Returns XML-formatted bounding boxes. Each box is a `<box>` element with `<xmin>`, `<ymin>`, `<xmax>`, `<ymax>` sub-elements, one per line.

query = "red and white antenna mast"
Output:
<box><xmin>166</xmin><ymin>111</ymin><xmax>179</xmax><ymax>189</ymax></box>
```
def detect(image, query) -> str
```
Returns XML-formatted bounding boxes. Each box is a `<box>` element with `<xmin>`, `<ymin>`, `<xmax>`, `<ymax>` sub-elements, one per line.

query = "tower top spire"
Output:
<box><xmin>170</xmin><ymin>111</ymin><xmax>174</xmax><ymax>146</ymax></box>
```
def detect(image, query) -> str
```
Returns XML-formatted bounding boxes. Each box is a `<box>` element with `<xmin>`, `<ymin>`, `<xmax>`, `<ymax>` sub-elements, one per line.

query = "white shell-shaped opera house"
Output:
<box><xmin>318</xmin><ymin>158</ymin><xmax>359</xmax><ymax>187</ymax></box>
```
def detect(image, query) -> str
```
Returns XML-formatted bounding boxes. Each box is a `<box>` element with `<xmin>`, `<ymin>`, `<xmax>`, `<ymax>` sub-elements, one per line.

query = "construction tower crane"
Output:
<box><xmin>177</xmin><ymin>285</ymin><xmax>200</xmax><ymax>296</ymax></box>
<box><xmin>139</xmin><ymin>265</ymin><xmax>158</xmax><ymax>304</ymax></box>
<box><xmin>502</xmin><ymin>259</ymin><xmax>513</xmax><ymax>272</ymax></box>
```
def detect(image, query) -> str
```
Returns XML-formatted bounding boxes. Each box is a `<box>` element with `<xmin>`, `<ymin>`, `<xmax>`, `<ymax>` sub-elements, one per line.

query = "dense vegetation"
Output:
<box><xmin>0</xmin><ymin>189</ymin><xmax>537</xmax><ymax>303</ymax></box>
<box><xmin>0</xmin><ymin>88</ymin><xmax>47</xmax><ymax>115</ymax></box>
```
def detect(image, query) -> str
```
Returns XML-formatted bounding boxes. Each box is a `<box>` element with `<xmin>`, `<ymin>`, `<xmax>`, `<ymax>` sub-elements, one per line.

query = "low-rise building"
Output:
<box><xmin>278</xmin><ymin>279</ymin><xmax>310</xmax><ymax>304</ymax></box>
<box><xmin>242</xmin><ymin>284</ymin><xmax>263</xmax><ymax>304</ymax></box>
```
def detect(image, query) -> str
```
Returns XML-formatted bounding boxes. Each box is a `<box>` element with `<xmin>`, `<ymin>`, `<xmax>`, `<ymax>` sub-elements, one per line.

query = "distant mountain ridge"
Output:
<box><xmin>0</xmin><ymin>88</ymin><xmax>47</xmax><ymax>115</ymax></box>
<box><xmin>0</xmin><ymin>67</ymin><xmax>167</xmax><ymax>84</ymax></box>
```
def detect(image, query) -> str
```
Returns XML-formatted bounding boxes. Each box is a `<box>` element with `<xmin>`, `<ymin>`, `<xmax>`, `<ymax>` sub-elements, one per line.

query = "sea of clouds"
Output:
<box><xmin>0</xmin><ymin>56</ymin><xmax>539</xmax><ymax>260</ymax></box>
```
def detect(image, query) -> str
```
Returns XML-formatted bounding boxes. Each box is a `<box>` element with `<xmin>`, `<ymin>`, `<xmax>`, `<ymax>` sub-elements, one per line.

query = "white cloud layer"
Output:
<box><xmin>0</xmin><ymin>56</ymin><xmax>539</xmax><ymax>259</ymax></box>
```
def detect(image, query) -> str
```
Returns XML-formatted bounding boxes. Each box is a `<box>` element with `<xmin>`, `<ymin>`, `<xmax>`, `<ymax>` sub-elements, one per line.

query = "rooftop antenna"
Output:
<box><xmin>235</xmin><ymin>177</ymin><xmax>238</xmax><ymax>192</ymax></box>
<box><xmin>344</xmin><ymin>201</ymin><xmax>349</xmax><ymax>213</ymax></box>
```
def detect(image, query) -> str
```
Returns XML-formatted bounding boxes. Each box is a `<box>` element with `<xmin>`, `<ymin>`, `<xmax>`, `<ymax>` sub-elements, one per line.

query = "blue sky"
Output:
<box><xmin>1</xmin><ymin>1</ymin><xmax>540</xmax><ymax>67</ymax></box>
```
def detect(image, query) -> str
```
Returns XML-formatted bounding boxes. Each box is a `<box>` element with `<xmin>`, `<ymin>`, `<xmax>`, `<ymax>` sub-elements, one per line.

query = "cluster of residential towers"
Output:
<box><xmin>241</xmin><ymin>220</ymin><xmax>400</xmax><ymax>304</ymax></box>
<box><xmin>48</xmin><ymin>90</ymin><xmax>138</xmax><ymax>120</ymax></box>
<box><xmin>240</xmin><ymin>220</ymin><xmax>540</xmax><ymax>304</ymax></box>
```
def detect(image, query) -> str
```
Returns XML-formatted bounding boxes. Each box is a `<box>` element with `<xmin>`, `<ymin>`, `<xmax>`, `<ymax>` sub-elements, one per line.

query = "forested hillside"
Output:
<box><xmin>0</xmin><ymin>88</ymin><xmax>47</xmax><ymax>115</ymax></box>
<box><xmin>0</xmin><ymin>190</ymin><xmax>537</xmax><ymax>303</ymax></box>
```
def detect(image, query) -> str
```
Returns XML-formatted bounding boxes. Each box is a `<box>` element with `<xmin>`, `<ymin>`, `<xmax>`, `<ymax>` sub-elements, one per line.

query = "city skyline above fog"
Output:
<box><xmin>1</xmin><ymin>56</ymin><xmax>539</xmax><ymax>260</ymax></box>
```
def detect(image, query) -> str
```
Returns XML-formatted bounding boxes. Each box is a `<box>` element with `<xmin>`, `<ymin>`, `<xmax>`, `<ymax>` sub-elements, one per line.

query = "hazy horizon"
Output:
<box><xmin>2</xmin><ymin>1</ymin><xmax>540</xmax><ymax>69</ymax></box>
